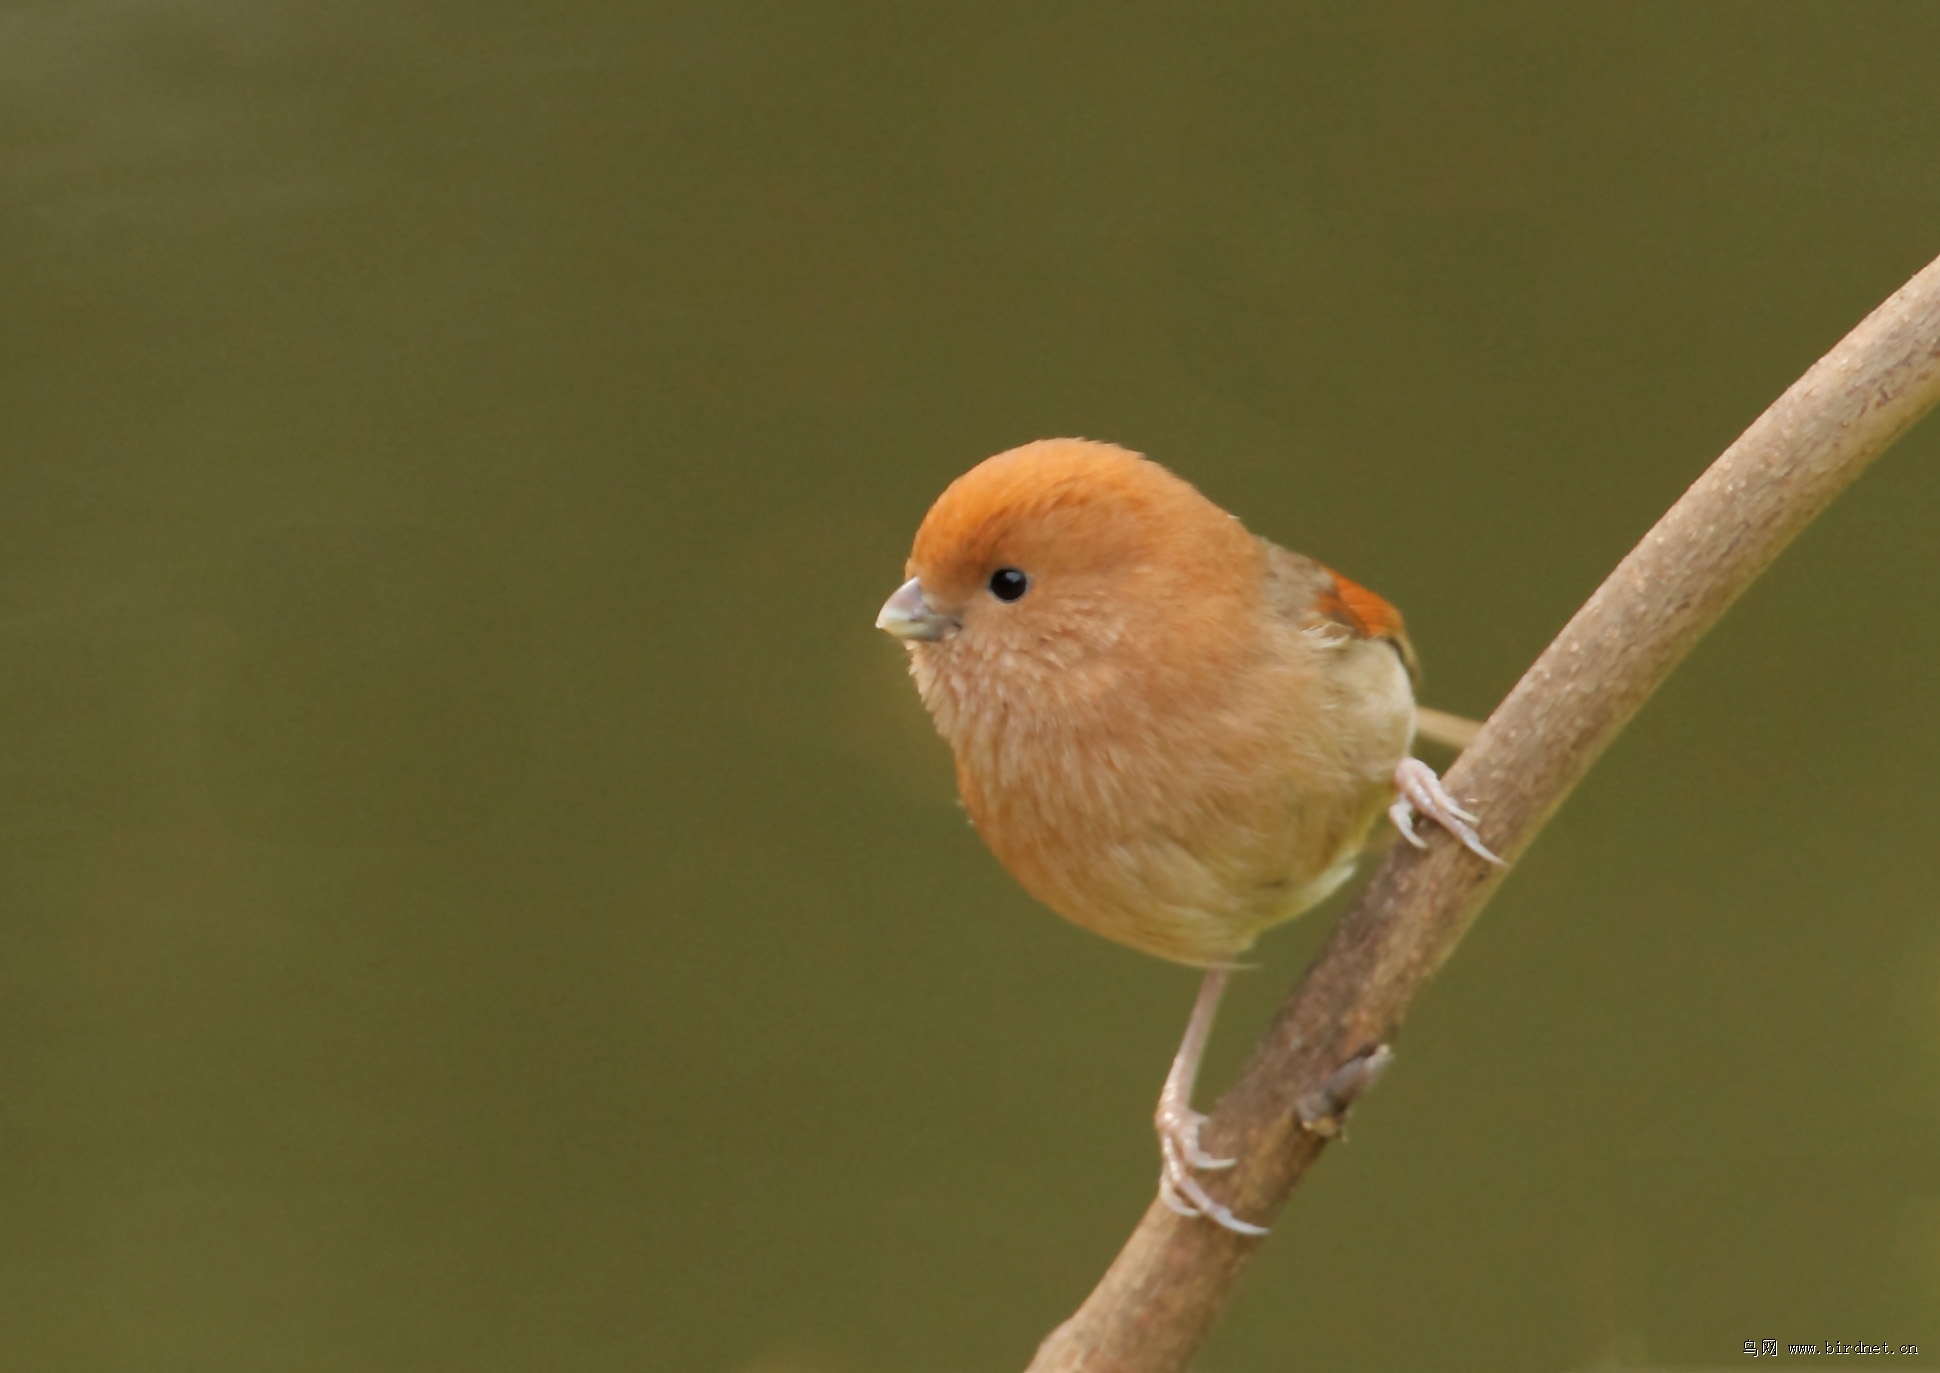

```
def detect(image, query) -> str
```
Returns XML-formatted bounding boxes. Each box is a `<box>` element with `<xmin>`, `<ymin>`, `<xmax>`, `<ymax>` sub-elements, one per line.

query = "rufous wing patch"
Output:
<box><xmin>1317</xmin><ymin>567</ymin><xmax>1421</xmax><ymax>684</ymax></box>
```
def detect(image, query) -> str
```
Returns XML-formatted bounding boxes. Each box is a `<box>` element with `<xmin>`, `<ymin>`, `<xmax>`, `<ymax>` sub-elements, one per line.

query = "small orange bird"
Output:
<box><xmin>877</xmin><ymin>439</ymin><xmax>1499</xmax><ymax>1234</ymax></box>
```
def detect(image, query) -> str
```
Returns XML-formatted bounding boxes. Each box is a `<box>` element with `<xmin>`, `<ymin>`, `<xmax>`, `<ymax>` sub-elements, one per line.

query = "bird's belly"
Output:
<box><xmin>971</xmin><ymin>767</ymin><xmax>1390</xmax><ymax>967</ymax></box>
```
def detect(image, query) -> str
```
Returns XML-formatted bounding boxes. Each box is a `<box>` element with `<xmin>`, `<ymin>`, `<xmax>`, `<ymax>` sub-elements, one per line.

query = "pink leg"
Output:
<box><xmin>1390</xmin><ymin>757</ymin><xmax>1505</xmax><ymax>865</ymax></box>
<box><xmin>1154</xmin><ymin>968</ymin><xmax>1267</xmax><ymax>1237</ymax></box>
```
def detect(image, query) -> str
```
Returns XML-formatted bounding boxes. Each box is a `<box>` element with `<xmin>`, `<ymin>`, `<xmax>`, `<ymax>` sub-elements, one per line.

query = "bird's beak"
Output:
<box><xmin>876</xmin><ymin>576</ymin><xmax>956</xmax><ymax>642</ymax></box>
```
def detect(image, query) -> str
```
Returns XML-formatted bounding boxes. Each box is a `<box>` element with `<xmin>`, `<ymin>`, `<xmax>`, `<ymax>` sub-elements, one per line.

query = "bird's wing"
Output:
<box><xmin>1258</xmin><ymin>539</ymin><xmax>1420</xmax><ymax>685</ymax></box>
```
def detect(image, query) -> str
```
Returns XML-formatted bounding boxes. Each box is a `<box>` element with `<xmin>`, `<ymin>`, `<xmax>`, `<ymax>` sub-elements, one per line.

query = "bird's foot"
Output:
<box><xmin>1155</xmin><ymin>1099</ymin><xmax>1267</xmax><ymax>1237</ymax></box>
<box><xmin>1390</xmin><ymin>757</ymin><xmax>1505</xmax><ymax>865</ymax></box>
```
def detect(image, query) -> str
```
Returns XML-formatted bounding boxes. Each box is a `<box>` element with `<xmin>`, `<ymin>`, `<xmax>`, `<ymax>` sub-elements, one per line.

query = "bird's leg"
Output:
<box><xmin>1390</xmin><ymin>757</ymin><xmax>1505</xmax><ymax>865</ymax></box>
<box><xmin>1154</xmin><ymin>968</ymin><xmax>1268</xmax><ymax>1237</ymax></box>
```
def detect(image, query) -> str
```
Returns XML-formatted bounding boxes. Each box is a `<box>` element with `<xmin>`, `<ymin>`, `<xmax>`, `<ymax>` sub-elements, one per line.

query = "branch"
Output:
<box><xmin>1027</xmin><ymin>250</ymin><xmax>1940</xmax><ymax>1373</ymax></box>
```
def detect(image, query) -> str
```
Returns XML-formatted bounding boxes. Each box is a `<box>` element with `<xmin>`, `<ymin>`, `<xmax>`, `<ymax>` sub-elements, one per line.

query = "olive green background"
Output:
<box><xmin>4</xmin><ymin>3</ymin><xmax>1938</xmax><ymax>1370</ymax></box>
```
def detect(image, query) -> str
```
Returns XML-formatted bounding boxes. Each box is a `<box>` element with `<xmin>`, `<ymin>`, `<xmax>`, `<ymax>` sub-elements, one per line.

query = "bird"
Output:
<box><xmin>875</xmin><ymin>438</ymin><xmax>1499</xmax><ymax>1235</ymax></box>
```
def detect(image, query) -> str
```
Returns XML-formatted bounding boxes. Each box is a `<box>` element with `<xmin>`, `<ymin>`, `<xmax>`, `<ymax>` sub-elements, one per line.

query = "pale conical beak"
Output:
<box><xmin>876</xmin><ymin>577</ymin><xmax>956</xmax><ymax>642</ymax></box>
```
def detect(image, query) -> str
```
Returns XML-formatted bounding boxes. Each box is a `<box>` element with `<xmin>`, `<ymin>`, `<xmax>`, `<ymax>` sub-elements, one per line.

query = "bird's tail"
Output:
<box><xmin>1414</xmin><ymin>705</ymin><xmax>1483</xmax><ymax>752</ymax></box>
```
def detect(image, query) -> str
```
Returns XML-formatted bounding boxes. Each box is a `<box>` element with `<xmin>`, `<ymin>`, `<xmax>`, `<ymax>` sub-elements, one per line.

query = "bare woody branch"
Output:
<box><xmin>1027</xmin><ymin>249</ymin><xmax>1940</xmax><ymax>1373</ymax></box>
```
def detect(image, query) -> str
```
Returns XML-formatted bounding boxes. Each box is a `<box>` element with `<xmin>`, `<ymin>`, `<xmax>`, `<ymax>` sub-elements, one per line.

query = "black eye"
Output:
<box><xmin>988</xmin><ymin>567</ymin><xmax>1030</xmax><ymax>602</ymax></box>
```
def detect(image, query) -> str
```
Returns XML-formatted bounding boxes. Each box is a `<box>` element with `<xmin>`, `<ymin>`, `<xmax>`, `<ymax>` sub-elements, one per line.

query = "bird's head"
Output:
<box><xmin>877</xmin><ymin>439</ymin><xmax>1264</xmax><ymax>744</ymax></box>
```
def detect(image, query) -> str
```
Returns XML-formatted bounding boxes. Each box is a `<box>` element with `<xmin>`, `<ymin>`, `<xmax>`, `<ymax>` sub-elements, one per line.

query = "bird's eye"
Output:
<box><xmin>988</xmin><ymin>567</ymin><xmax>1030</xmax><ymax>602</ymax></box>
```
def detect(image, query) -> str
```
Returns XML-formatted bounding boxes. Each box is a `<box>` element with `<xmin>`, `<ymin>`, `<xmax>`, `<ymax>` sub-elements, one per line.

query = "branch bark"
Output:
<box><xmin>1027</xmin><ymin>250</ymin><xmax>1940</xmax><ymax>1373</ymax></box>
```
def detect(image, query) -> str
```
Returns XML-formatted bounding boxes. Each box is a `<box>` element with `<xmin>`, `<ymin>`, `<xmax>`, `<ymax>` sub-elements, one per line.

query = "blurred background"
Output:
<box><xmin>4</xmin><ymin>2</ymin><xmax>1939</xmax><ymax>1369</ymax></box>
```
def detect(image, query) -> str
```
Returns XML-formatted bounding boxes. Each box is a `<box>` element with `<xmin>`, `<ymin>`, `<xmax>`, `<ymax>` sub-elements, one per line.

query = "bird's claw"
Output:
<box><xmin>1155</xmin><ymin>1104</ymin><xmax>1266</xmax><ymax>1236</ymax></box>
<box><xmin>1390</xmin><ymin>758</ymin><xmax>1504</xmax><ymax>865</ymax></box>
<box><xmin>1158</xmin><ymin>1103</ymin><xmax>1235</xmax><ymax>1171</ymax></box>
